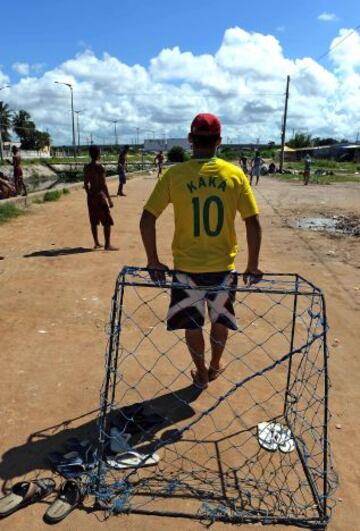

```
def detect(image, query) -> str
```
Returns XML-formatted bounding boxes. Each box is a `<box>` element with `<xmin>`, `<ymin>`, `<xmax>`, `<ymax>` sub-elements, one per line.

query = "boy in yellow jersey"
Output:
<box><xmin>140</xmin><ymin>113</ymin><xmax>262</xmax><ymax>389</ymax></box>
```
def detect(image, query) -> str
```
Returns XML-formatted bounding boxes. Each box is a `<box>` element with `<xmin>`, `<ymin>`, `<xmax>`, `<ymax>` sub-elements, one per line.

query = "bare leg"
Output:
<box><xmin>104</xmin><ymin>225</ymin><xmax>118</xmax><ymax>251</ymax></box>
<box><xmin>209</xmin><ymin>323</ymin><xmax>228</xmax><ymax>379</ymax></box>
<box><xmin>256</xmin><ymin>176</ymin><xmax>259</xmax><ymax>185</ymax></box>
<box><xmin>91</xmin><ymin>223</ymin><xmax>101</xmax><ymax>248</ymax></box>
<box><xmin>185</xmin><ymin>329</ymin><xmax>208</xmax><ymax>388</ymax></box>
<box><xmin>118</xmin><ymin>183</ymin><xmax>126</xmax><ymax>196</ymax></box>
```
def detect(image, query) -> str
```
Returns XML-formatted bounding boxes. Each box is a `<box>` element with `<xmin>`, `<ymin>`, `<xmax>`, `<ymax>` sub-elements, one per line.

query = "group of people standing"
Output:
<box><xmin>239</xmin><ymin>151</ymin><xmax>264</xmax><ymax>186</ymax></box>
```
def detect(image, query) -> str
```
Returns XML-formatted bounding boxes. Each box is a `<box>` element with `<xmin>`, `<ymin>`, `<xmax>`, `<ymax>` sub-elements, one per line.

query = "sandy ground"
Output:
<box><xmin>0</xmin><ymin>175</ymin><xmax>359</xmax><ymax>530</ymax></box>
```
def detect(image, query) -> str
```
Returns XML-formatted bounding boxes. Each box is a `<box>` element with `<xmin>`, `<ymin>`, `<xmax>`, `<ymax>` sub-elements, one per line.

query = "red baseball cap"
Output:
<box><xmin>190</xmin><ymin>113</ymin><xmax>221</xmax><ymax>136</ymax></box>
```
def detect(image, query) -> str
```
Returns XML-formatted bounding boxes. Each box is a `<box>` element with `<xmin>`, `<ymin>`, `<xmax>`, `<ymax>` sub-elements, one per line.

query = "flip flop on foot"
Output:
<box><xmin>93</xmin><ymin>244</ymin><xmax>102</xmax><ymax>249</ymax></box>
<box><xmin>208</xmin><ymin>365</ymin><xmax>225</xmax><ymax>382</ymax></box>
<box><xmin>104</xmin><ymin>246</ymin><xmax>119</xmax><ymax>251</ymax></box>
<box><xmin>0</xmin><ymin>478</ymin><xmax>56</xmax><ymax>518</ymax></box>
<box><xmin>191</xmin><ymin>369</ymin><xmax>208</xmax><ymax>389</ymax></box>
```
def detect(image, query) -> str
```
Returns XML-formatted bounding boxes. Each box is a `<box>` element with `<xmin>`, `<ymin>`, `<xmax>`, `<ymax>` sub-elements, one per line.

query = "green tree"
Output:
<box><xmin>0</xmin><ymin>101</ymin><xmax>12</xmax><ymax>142</ymax></box>
<box><xmin>12</xmin><ymin>110</ymin><xmax>50</xmax><ymax>150</ymax></box>
<box><xmin>312</xmin><ymin>137</ymin><xmax>339</xmax><ymax>146</ymax></box>
<box><xmin>287</xmin><ymin>133</ymin><xmax>312</xmax><ymax>149</ymax></box>
<box><xmin>167</xmin><ymin>145</ymin><xmax>188</xmax><ymax>162</ymax></box>
<box><xmin>13</xmin><ymin>110</ymin><xmax>36</xmax><ymax>148</ymax></box>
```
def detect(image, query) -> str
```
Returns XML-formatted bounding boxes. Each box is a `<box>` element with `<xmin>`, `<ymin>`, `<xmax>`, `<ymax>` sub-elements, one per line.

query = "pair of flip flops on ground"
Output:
<box><xmin>191</xmin><ymin>365</ymin><xmax>226</xmax><ymax>389</ymax></box>
<box><xmin>48</xmin><ymin>438</ymin><xmax>98</xmax><ymax>478</ymax></box>
<box><xmin>106</xmin><ymin>426</ymin><xmax>160</xmax><ymax>469</ymax></box>
<box><xmin>111</xmin><ymin>403</ymin><xmax>164</xmax><ymax>435</ymax></box>
<box><xmin>0</xmin><ymin>475</ymin><xmax>89</xmax><ymax>523</ymax></box>
<box><xmin>257</xmin><ymin>422</ymin><xmax>295</xmax><ymax>453</ymax></box>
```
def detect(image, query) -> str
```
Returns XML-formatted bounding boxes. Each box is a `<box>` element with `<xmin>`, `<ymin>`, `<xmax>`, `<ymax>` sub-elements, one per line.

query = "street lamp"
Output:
<box><xmin>111</xmin><ymin>120</ymin><xmax>119</xmax><ymax>146</ymax></box>
<box><xmin>54</xmin><ymin>81</ymin><xmax>76</xmax><ymax>157</ymax></box>
<box><xmin>74</xmin><ymin>110</ymin><xmax>84</xmax><ymax>149</ymax></box>
<box><xmin>0</xmin><ymin>85</ymin><xmax>11</xmax><ymax>161</ymax></box>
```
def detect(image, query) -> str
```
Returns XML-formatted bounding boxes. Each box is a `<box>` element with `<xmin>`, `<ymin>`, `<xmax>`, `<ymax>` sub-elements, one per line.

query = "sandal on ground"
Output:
<box><xmin>208</xmin><ymin>365</ymin><xmax>225</xmax><ymax>382</ymax></box>
<box><xmin>43</xmin><ymin>476</ymin><xmax>89</xmax><ymax>524</ymax></box>
<box><xmin>106</xmin><ymin>450</ymin><xmax>160</xmax><ymax>470</ymax></box>
<box><xmin>191</xmin><ymin>369</ymin><xmax>208</xmax><ymax>390</ymax></box>
<box><xmin>0</xmin><ymin>478</ymin><xmax>55</xmax><ymax>518</ymax></box>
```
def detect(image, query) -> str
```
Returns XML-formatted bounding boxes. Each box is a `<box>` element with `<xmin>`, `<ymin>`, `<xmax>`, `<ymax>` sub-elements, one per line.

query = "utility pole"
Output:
<box><xmin>74</xmin><ymin>110</ymin><xmax>83</xmax><ymax>149</ymax></box>
<box><xmin>280</xmin><ymin>75</ymin><xmax>290</xmax><ymax>173</ymax></box>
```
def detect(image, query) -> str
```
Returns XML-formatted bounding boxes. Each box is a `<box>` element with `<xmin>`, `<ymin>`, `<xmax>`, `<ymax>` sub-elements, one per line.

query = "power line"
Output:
<box><xmin>315</xmin><ymin>23</ymin><xmax>360</xmax><ymax>63</ymax></box>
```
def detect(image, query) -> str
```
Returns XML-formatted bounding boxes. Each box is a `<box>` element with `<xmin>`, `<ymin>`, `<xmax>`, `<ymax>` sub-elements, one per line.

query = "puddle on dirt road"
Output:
<box><xmin>288</xmin><ymin>216</ymin><xmax>360</xmax><ymax>236</ymax></box>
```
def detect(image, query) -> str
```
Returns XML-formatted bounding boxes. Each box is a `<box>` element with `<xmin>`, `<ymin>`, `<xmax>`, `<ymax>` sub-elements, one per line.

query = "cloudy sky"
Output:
<box><xmin>1</xmin><ymin>0</ymin><xmax>359</xmax><ymax>145</ymax></box>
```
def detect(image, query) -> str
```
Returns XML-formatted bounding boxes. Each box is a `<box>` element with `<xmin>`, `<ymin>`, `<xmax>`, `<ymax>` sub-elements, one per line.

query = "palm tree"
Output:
<box><xmin>12</xmin><ymin>110</ymin><xmax>38</xmax><ymax>148</ymax></box>
<box><xmin>0</xmin><ymin>101</ymin><xmax>12</xmax><ymax>142</ymax></box>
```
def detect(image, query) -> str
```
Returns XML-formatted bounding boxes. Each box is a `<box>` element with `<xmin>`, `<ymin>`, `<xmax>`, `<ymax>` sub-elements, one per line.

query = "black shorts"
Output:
<box><xmin>118</xmin><ymin>165</ymin><xmax>126</xmax><ymax>184</ymax></box>
<box><xmin>87</xmin><ymin>196</ymin><xmax>114</xmax><ymax>226</ymax></box>
<box><xmin>167</xmin><ymin>271</ymin><xmax>238</xmax><ymax>331</ymax></box>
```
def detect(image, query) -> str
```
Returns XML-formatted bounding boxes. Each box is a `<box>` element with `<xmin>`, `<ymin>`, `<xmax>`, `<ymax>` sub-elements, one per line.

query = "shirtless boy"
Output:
<box><xmin>12</xmin><ymin>146</ymin><xmax>27</xmax><ymax>196</ymax></box>
<box><xmin>84</xmin><ymin>145</ymin><xmax>117</xmax><ymax>251</ymax></box>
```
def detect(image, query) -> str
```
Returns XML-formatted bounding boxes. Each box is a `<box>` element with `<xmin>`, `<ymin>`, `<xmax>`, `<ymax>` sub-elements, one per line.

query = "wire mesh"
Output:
<box><xmin>94</xmin><ymin>267</ymin><xmax>337</xmax><ymax>529</ymax></box>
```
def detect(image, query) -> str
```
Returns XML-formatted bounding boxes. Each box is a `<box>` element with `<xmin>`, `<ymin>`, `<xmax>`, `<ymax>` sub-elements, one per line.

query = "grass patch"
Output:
<box><xmin>274</xmin><ymin>173</ymin><xmax>360</xmax><ymax>184</ymax></box>
<box><xmin>0</xmin><ymin>203</ymin><xmax>24</xmax><ymax>224</ymax></box>
<box><xmin>32</xmin><ymin>197</ymin><xmax>44</xmax><ymax>204</ymax></box>
<box><xmin>33</xmin><ymin>188</ymin><xmax>70</xmax><ymax>204</ymax></box>
<box><xmin>43</xmin><ymin>190</ymin><xmax>63</xmax><ymax>202</ymax></box>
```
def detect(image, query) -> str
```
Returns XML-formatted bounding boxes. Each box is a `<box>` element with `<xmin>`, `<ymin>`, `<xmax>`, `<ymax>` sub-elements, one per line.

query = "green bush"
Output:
<box><xmin>167</xmin><ymin>146</ymin><xmax>189</xmax><ymax>163</ymax></box>
<box><xmin>43</xmin><ymin>190</ymin><xmax>62</xmax><ymax>202</ymax></box>
<box><xmin>62</xmin><ymin>188</ymin><xmax>70</xmax><ymax>195</ymax></box>
<box><xmin>32</xmin><ymin>197</ymin><xmax>44</xmax><ymax>204</ymax></box>
<box><xmin>0</xmin><ymin>203</ymin><xmax>24</xmax><ymax>224</ymax></box>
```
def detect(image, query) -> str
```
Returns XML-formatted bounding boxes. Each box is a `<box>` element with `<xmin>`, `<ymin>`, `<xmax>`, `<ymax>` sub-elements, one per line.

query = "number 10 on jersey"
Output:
<box><xmin>192</xmin><ymin>195</ymin><xmax>224</xmax><ymax>237</ymax></box>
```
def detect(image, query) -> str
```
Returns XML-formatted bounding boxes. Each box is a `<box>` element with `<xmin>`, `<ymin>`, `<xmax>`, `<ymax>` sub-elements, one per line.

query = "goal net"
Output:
<box><xmin>93</xmin><ymin>267</ymin><xmax>337</xmax><ymax>529</ymax></box>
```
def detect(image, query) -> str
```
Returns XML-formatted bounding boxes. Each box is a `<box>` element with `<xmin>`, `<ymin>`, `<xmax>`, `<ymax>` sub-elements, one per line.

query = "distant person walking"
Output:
<box><xmin>303</xmin><ymin>154</ymin><xmax>312</xmax><ymax>185</ymax></box>
<box><xmin>250</xmin><ymin>151</ymin><xmax>263</xmax><ymax>186</ymax></box>
<box><xmin>84</xmin><ymin>145</ymin><xmax>117</xmax><ymax>251</ymax></box>
<box><xmin>117</xmin><ymin>145</ymin><xmax>129</xmax><ymax>196</ymax></box>
<box><xmin>240</xmin><ymin>156</ymin><xmax>250</xmax><ymax>178</ymax></box>
<box><xmin>12</xmin><ymin>146</ymin><xmax>27</xmax><ymax>196</ymax></box>
<box><xmin>154</xmin><ymin>150</ymin><xmax>164</xmax><ymax>178</ymax></box>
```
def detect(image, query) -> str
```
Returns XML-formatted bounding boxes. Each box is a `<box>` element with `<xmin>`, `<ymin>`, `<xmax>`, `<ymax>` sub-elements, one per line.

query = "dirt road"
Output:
<box><xmin>0</xmin><ymin>176</ymin><xmax>359</xmax><ymax>530</ymax></box>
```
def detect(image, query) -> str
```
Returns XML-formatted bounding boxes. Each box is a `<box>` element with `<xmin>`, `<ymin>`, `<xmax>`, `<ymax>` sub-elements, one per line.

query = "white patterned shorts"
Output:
<box><xmin>167</xmin><ymin>272</ymin><xmax>238</xmax><ymax>331</ymax></box>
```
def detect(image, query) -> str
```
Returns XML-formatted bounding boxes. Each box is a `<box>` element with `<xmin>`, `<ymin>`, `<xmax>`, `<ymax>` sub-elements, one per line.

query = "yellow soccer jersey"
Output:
<box><xmin>144</xmin><ymin>157</ymin><xmax>259</xmax><ymax>273</ymax></box>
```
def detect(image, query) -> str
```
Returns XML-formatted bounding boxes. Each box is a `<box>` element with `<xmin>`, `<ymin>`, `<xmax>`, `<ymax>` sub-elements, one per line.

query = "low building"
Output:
<box><xmin>143</xmin><ymin>139</ymin><xmax>167</xmax><ymax>152</ymax></box>
<box><xmin>166</xmin><ymin>138</ymin><xmax>191</xmax><ymax>151</ymax></box>
<box><xmin>2</xmin><ymin>142</ymin><xmax>50</xmax><ymax>159</ymax></box>
<box><xmin>276</xmin><ymin>144</ymin><xmax>360</xmax><ymax>162</ymax></box>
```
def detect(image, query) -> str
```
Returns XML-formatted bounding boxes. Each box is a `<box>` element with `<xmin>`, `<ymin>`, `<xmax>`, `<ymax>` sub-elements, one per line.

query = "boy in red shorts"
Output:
<box><xmin>84</xmin><ymin>145</ymin><xmax>118</xmax><ymax>251</ymax></box>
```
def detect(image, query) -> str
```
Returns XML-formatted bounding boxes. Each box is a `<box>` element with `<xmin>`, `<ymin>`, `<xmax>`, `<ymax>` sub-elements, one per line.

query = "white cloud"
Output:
<box><xmin>12</xmin><ymin>62</ymin><xmax>45</xmax><ymax>76</ymax></box>
<box><xmin>3</xmin><ymin>27</ymin><xmax>360</xmax><ymax>144</ymax></box>
<box><xmin>318</xmin><ymin>12</ymin><xmax>339</xmax><ymax>22</ymax></box>
<box><xmin>12</xmin><ymin>62</ymin><xmax>30</xmax><ymax>76</ymax></box>
<box><xmin>276</xmin><ymin>25</ymin><xmax>286</xmax><ymax>32</ymax></box>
